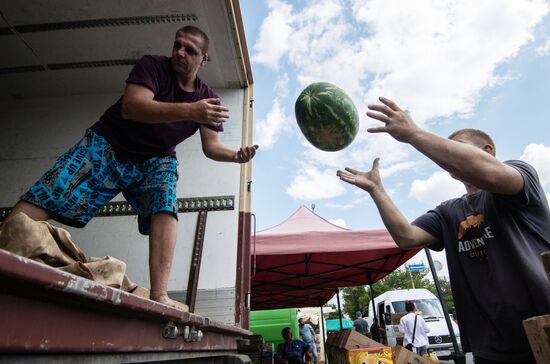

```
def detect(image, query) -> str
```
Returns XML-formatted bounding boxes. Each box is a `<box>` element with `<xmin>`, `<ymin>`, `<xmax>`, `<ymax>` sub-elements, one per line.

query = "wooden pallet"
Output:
<box><xmin>522</xmin><ymin>251</ymin><xmax>550</xmax><ymax>364</ymax></box>
<box><xmin>523</xmin><ymin>315</ymin><xmax>550</xmax><ymax>364</ymax></box>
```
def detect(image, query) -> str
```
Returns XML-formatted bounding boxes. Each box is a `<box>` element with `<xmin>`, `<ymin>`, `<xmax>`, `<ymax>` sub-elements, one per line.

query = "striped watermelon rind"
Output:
<box><xmin>294</xmin><ymin>82</ymin><xmax>359</xmax><ymax>152</ymax></box>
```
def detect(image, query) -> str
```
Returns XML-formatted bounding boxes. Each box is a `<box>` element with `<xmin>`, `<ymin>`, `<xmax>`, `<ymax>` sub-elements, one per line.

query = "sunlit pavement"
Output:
<box><xmin>438</xmin><ymin>352</ymin><xmax>474</xmax><ymax>364</ymax></box>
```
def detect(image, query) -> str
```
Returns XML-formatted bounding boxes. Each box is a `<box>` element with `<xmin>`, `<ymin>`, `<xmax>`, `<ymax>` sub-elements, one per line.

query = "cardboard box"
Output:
<box><xmin>392</xmin><ymin>345</ymin><xmax>435</xmax><ymax>364</ymax></box>
<box><xmin>326</xmin><ymin>329</ymin><xmax>388</xmax><ymax>364</ymax></box>
<box><xmin>347</xmin><ymin>347</ymin><xmax>393</xmax><ymax>364</ymax></box>
<box><xmin>391</xmin><ymin>312</ymin><xmax>408</xmax><ymax>325</ymax></box>
<box><xmin>343</xmin><ymin>329</ymin><xmax>385</xmax><ymax>350</ymax></box>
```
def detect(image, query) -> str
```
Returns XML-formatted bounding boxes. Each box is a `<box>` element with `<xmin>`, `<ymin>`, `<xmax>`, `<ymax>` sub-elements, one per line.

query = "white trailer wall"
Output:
<box><xmin>0</xmin><ymin>86</ymin><xmax>245</xmax><ymax>324</ymax></box>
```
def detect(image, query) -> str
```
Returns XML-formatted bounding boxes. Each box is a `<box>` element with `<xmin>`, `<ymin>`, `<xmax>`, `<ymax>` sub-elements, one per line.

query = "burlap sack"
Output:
<box><xmin>0</xmin><ymin>212</ymin><xmax>136</xmax><ymax>291</ymax></box>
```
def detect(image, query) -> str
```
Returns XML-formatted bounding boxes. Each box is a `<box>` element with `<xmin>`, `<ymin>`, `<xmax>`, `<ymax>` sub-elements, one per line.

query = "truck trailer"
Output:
<box><xmin>0</xmin><ymin>1</ymin><xmax>256</xmax><ymax>362</ymax></box>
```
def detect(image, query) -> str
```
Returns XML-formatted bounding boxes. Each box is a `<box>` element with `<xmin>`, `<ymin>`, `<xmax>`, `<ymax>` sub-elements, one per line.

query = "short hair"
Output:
<box><xmin>176</xmin><ymin>25</ymin><xmax>210</xmax><ymax>53</ymax></box>
<box><xmin>281</xmin><ymin>327</ymin><xmax>291</xmax><ymax>336</ymax></box>
<box><xmin>448</xmin><ymin>128</ymin><xmax>496</xmax><ymax>156</ymax></box>
<box><xmin>405</xmin><ymin>301</ymin><xmax>415</xmax><ymax>312</ymax></box>
<box><xmin>298</xmin><ymin>318</ymin><xmax>304</xmax><ymax>323</ymax></box>
<box><xmin>355</xmin><ymin>310</ymin><xmax>362</xmax><ymax>316</ymax></box>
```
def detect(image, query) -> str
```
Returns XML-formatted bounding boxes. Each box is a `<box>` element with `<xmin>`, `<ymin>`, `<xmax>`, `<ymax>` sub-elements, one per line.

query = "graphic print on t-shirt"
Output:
<box><xmin>456</xmin><ymin>214</ymin><xmax>494</xmax><ymax>263</ymax></box>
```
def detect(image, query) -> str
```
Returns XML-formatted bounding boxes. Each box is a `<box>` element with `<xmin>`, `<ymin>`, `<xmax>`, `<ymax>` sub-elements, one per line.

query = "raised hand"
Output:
<box><xmin>366</xmin><ymin>97</ymin><xmax>420</xmax><ymax>143</ymax></box>
<box><xmin>189</xmin><ymin>98</ymin><xmax>230</xmax><ymax>127</ymax></box>
<box><xmin>234</xmin><ymin>145</ymin><xmax>259</xmax><ymax>163</ymax></box>
<box><xmin>336</xmin><ymin>158</ymin><xmax>383</xmax><ymax>194</ymax></box>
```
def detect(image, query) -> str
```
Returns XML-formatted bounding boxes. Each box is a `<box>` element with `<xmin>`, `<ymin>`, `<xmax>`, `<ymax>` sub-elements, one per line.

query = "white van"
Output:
<box><xmin>366</xmin><ymin>289</ymin><xmax>461</xmax><ymax>359</ymax></box>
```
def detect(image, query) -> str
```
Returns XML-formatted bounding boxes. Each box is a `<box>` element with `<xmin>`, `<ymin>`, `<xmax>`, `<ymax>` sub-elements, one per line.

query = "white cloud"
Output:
<box><xmin>536</xmin><ymin>38</ymin><xmax>550</xmax><ymax>56</ymax></box>
<box><xmin>409</xmin><ymin>171</ymin><xmax>465</xmax><ymax>205</ymax></box>
<box><xmin>300</xmin><ymin>131</ymin><xmax>412</xmax><ymax>174</ymax></box>
<box><xmin>325</xmin><ymin>202</ymin><xmax>355</xmax><ymax>209</ymax></box>
<box><xmin>301</xmin><ymin>143</ymin><xmax>352</xmax><ymax>169</ymax></box>
<box><xmin>286</xmin><ymin>165</ymin><xmax>346</xmax><ymax>200</ymax></box>
<box><xmin>329</xmin><ymin>218</ymin><xmax>347</xmax><ymax>228</ymax></box>
<box><xmin>380</xmin><ymin>161</ymin><xmax>418</xmax><ymax>179</ymax></box>
<box><xmin>520</xmin><ymin>144</ymin><xmax>550</xmax><ymax>188</ymax></box>
<box><xmin>354</xmin><ymin>0</ymin><xmax>549</xmax><ymax>123</ymax></box>
<box><xmin>254</xmin><ymin>0</ymin><xmax>548</xmax><ymax>122</ymax></box>
<box><xmin>252</xmin><ymin>0</ymin><xmax>548</xmax><ymax>201</ymax></box>
<box><xmin>274</xmin><ymin>72</ymin><xmax>290</xmax><ymax>97</ymax></box>
<box><xmin>251</xmin><ymin>0</ymin><xmax>293</xmax><ymax>69</ymax></box>
<box><xmin>254</xmin><ymin>98</ymin><xmax>293</xmax><ymax>150</ymax></box>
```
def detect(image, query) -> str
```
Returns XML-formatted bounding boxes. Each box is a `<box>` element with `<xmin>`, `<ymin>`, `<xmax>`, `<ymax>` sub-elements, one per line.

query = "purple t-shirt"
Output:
<box><xmin>92</xmin><ymin>55</ymin><xmax>222</xmax><ymax>158</ymax></box>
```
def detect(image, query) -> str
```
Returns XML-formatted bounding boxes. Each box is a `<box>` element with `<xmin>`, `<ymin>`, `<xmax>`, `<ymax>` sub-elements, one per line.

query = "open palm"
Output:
<box><xmin>336</xmin><ymin>158</ymin><xmax>383</xmax><ymax>193</ymax></box>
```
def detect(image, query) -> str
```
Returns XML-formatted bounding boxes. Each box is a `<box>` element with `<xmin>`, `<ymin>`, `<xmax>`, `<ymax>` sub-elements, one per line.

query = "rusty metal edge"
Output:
<box><xmin>0</xmin><ymin>248</ymin><xmax>250</xmax><ymax>337</ymax></box>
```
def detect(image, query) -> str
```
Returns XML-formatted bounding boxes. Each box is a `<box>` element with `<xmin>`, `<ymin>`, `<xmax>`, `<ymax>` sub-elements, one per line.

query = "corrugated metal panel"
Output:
<box><xmin>171</xmin><ymin>288</ymin><xmax>236</xmax><ymax>325</ymax></box>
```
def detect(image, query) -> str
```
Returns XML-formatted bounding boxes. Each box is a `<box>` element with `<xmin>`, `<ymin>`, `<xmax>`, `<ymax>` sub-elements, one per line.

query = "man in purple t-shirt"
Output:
<box><xmin>7</xmin><ymin>25</ymin><xmax>258</xmax><ymax>307</ymax></box>
<box><xmin>337</xmin><ymin>97</ymin><xmax>550</xmax><ymax>363</ymax></box>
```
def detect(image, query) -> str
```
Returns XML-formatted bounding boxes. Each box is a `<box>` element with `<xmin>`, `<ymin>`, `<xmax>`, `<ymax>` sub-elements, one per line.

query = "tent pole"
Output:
<box><xmin>424</xmin><ymin>247</ymin><xmax>464</xmax><ymax>362</ymax></box>
<box><xmin>320</xmin><ymin>304</ymin><xmax>327</xmax><ymax>364</ymax></box>
<box><xmin>336</xmin><ymin>288</ymin><xmax>343</xmax><ymax>330</ymax></box>
<box><xmin>368</xmin><ymin>283</ymin><xmax>380</xmax><ymax>343</ymax></box>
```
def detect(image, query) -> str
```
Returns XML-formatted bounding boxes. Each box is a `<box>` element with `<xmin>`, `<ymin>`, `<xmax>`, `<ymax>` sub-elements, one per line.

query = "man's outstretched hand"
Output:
<box><xmin>367</xmin><ymin>97</ymin><xmax>421</xmax><ymax>143</ymax></box>
<box><xmin>336</xmin><ymin>158</ymin><xmax>383</xmax><ymax>194</ymax></box>
<box><xmin>234</xmin><ymin>145</ymin><xmax>259</xmax><ymax>163</ymax></box>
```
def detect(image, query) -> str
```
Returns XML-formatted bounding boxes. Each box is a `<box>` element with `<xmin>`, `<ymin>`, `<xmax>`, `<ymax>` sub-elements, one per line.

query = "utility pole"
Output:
<box><xmin>407</xmin><ymin>265</ymin><xmax>415</xmax><ymax>289</ymax></box>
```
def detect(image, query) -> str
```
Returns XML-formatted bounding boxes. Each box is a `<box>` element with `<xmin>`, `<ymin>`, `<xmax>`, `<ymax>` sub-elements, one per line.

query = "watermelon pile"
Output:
<box><xmin>294</xmin><ymin>82</ymin><xmax>359</xmax><ymax>152</ymax></box>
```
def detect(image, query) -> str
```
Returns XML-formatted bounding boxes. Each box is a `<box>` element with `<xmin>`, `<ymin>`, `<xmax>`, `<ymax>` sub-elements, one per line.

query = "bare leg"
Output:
<box><xmin>5</xmin><ymin>200</ymin><xmax>50</xmax><ymax>222</ymax></box>
<box><xmin>149</xmin><ymin>212</ymin><xmax>177</xmax><ymax>305</ymax></box>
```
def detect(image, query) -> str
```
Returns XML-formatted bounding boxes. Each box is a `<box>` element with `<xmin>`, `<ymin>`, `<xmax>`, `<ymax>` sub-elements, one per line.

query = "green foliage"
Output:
<box><xmin>324</xmin><ymin>304</ymin><xmax>341</xmax><ymax>319</ymax></box>
<box><xmin>341</xmin><ymin>286</ymin><xmax>370</xmax><ymax>318</ymax></box>
<box><xmin>425</xmin><ymin>276</ymin><xmax>454</xmax><ymax>312</ymax></box>
<box><xmin>339</xmin><ymin>268</ymin><xmax>455</xmax><ymax>317</ymax></box>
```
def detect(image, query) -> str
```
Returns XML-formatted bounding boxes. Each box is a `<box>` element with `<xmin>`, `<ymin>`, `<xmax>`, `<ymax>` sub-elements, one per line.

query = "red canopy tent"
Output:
<box><xmin>251</xmin><ymin>206</ymin><xmax>420</xmax><ymax>310</ymax></box>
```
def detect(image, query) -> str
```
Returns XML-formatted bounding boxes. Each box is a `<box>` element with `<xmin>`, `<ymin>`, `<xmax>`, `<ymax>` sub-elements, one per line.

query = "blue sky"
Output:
<box><xmin>240</xmin><ymin>0</ymin><xmax>550</xmax><ymax>276</ymax></box>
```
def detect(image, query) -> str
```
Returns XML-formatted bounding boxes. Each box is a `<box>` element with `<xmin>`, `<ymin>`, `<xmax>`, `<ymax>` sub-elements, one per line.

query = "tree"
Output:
<box><xmin>339</xmin><ymin>267</ymin><xmax>455</xmax><ymax>317</ymax></box>
<box><xmin>324</xmin><ymin>304</ymin><xmax>341</xmax><ymax>319</ymax></box>
<box><xmin>341</xmin><ymin>286</ymin><xmax>369</xmax><ymax>318</ymax></box>
<box><xmin>425</xmin><ymin>276</ymin><xmax>454</xmax><ymax>312</ymax></box>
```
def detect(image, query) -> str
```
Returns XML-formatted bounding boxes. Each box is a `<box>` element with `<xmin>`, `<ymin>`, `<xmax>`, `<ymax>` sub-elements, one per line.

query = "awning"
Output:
<box><xmin>251</xmin><ymin>206</ymin><xmax>420</xmax><ymax>310</ymax></box>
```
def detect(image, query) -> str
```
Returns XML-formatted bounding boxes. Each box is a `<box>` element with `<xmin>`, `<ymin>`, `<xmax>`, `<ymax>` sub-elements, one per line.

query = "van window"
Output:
<box><xmin>391</xmin><ymin>299</ymin><xmax>444</xmax><ymax>318</ymax></box>
<box><xmin>378</xmin><ymin>302</ymin><xmax>385</xmax><ymax>327</ymax></box>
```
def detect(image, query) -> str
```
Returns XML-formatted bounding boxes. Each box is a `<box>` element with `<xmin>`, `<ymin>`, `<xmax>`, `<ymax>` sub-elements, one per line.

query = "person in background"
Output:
<box><xmin>399</xmin><ymin>301</ymin><xmax>430</xmax><ymax>356</ymax></box>
<box><xmin>353</xmin><ymin>310</ymin><xmax>369</xmax><ymax>335</ymax></box>
<box><xmin>298</xmin><ymin>318</ymin><xmax>318</xmax><ymax>364</ymax></box>
<box><xmin>275</xmin><ymin>327</ymin><xmax>312</xmax><ymax>364</ymax></box>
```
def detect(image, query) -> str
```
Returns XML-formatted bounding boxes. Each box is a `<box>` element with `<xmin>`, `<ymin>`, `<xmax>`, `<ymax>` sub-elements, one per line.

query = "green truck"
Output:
<box><xmin>249</xmin><ymin>308</ymin><xmax>300</xmax><ymax>350</ymax></box>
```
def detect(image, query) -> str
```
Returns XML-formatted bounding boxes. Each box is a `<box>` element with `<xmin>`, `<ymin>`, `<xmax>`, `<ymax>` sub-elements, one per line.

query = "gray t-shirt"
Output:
<box><xmin>413</xmin><ymin>160</ymin><xmax>550</xmax><ymax>361</ymax></box>
<box><xmin>353</xmin><ymin>318</ymin><xmax>369</xmax><ymax>334</ymax></box>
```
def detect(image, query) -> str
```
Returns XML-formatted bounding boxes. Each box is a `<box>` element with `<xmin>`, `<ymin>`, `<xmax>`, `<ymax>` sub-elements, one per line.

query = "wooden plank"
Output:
<box><xmin>523</xmin><ymin>315</ymin><xmax>550</xmax><ymax>364</ymax></box>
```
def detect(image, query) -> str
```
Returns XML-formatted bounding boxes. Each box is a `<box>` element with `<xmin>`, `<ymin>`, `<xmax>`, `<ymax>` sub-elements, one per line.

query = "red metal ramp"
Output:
<box><xmin>0</xmin><ymin>248</ymin><xmax>250</xmax><ymax>356</ymax></box>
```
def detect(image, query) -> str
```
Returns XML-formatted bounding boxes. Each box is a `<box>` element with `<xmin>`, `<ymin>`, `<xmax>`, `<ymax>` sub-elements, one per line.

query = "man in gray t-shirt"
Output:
<box><xmin>353</xmin><ymin>310</ymin><xmax>369</xmax><ymax>335</ymax></box>
<box><xmin>337</xmin><ymin>97</ymin><xmax>550</xmax><ymax>363</ymax></box>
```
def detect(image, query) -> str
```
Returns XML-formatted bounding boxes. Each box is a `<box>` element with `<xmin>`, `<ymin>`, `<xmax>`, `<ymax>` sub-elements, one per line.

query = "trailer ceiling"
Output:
<box><xmin>0</xmin><ymin>0</ymin><xmax>250</xmax><ymax>100</ymax></box>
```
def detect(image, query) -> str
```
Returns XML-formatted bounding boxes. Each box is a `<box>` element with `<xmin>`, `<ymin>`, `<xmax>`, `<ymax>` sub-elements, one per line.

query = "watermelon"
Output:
<box><xmin>294</xmin><ymin>82</ymin><xmax>359</xmax><ymax>152</ymax></box>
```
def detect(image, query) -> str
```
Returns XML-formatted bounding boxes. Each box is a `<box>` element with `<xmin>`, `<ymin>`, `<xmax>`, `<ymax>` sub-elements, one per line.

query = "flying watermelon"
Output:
<box><xmin>295</xmin><ymin>82</ymin><xmax>359</xmax><ymax>152</ymax></box>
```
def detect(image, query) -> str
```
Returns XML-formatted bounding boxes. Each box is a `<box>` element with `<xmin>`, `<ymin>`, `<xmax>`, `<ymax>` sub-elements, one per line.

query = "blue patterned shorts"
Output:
<box><xmin>21</xmin><ymin>129</ymin><xmax>179</xmax><ymax>235</ymax></box>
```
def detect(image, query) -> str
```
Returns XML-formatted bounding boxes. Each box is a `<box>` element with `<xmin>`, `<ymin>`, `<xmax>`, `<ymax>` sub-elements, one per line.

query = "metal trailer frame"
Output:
<box><xmin>0</xmin><ymin>248</ymin><xmax>252</xmax><ymax>361</ymax></box>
